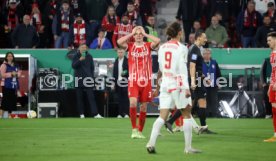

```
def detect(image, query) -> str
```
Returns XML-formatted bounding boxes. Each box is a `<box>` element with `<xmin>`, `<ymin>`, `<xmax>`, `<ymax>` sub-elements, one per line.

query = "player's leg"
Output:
<box><xmin>165</xmin><ymin>109</ymin><xmax>182</xmax><ymax>133</ymax></box>
<box><xmin>128</xmin><ymin>82</ymin><xmax>139</xmax><ymax>138</ymax></box>
<box><xmin>129</xmin><ymin>97</ymin><xmax>139</xmax><ymax>138</ymax></box>
<box><xmin>272</xmin><ymin>106</ymin><xmax>276</xmax><ymax>137</ymax></box>
<box><xmin>198</xmin><ymin>98</ymin><xmax>207</xmax><ymax>127</ymax></box>
<box><xmin>147</xmin><ymin>109</ymin><xmax>170</xmax><ymax>153</ymax></box>
<box><xmin>174</xmin><ymin>110</ymin><xmax>184</xmax><ymax>132</ymax></box>
<box><xmin>197</xmin><ymin>97</ymin><xmax>216</xmax><ymax>134</ymax></box>
<box><xmin>146</xmin><ymin>92</ymin><xmax>172</xmax><ymax>153</ymax></box>
<box><xmin>137</xmin><ymin>83</ymin><xmax>152</xmax><ymax>138</ymax></box>
<box><xmin>264</xmin><ymin>87</ymin><xmax>276</xmax><ymax>142</ymax></box>
<box><xmin>181</xmin><ymin>105</ymin><xmax>202</xmax><ymax>154</ymax></box>
<box><xmin>137</xmin><ymin>102</ymin><xmax>147</xmax><ymax>138</ymax></box>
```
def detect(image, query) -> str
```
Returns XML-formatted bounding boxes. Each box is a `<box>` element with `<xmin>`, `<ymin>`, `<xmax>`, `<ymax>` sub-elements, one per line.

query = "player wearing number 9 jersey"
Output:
<box><xmin>117</xmin><ymin>26</ymin><xmax>160</xmax><ymax>139</ymax></box>
<box><xmin>146</xmin><ymin>22</ymin><xmax>201</xmax><ymax>154</ymax></box>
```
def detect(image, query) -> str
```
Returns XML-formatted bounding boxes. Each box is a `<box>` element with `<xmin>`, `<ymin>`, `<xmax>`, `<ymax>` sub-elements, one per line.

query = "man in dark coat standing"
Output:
<box><xmin>176</xmin><ymin>0</ymin><xmax>202</xmax><ymax>43</ymax></box>
<box><xmin>72</xmin><ymin>43</ymin><xmax>103</xmax><ymax>118</ymax></box>
<box><xmin>11</xmin><ymin>15</ymin><xmax>39</xmax><ymax>48</ymax></box>
<box><xmin>113</xmin><ymin>48</ymin><xmax>129</xmax><ymax>118</ymax></box>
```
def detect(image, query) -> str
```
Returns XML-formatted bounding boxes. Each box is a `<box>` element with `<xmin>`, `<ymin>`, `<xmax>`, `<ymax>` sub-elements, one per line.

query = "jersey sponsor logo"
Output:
<box><xmin>191</xmin><ymin>54</ymin><xmax>198</xmax><ymax>60</ymax></box>
<box><xmin>130</xmin><ymin>51</ymin><xmax>149</xmax><ymax>57</ymax></box>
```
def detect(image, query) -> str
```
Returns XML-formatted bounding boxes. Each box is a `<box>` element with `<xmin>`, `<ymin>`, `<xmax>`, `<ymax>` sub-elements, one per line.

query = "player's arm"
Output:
<box><xmin>190</xmin><ymin>62</ymin><xmax>196</xmax><ymax>90</ymax></box>
<box><xmin>153</xmin><ymin>70</ymin><xmax>162</xmax><ymax>98</ymax></box>
<box><xmin>117</xmin><ymin>27</ymin><xmax>137</xmax><ymax>49</ymax></box>
<box><xmin>140</xmin><ymin>26</ymin><xmax>160</xmax><ymax>49</ymax></box>
<box><xmin>179</xmin><ymin>48</ymin><xmax>191</xmax><ymax>97</ymax></box>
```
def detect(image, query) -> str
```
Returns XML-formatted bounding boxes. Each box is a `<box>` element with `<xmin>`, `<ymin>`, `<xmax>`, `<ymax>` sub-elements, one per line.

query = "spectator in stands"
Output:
<box><xmin>85</xmin><ymin>0</ymin><xmax>109</xmax><ymax>46</ymax></box>
<box><xmin>176</xmin><ymin>0</ymin><xmax>202</xmax><ymax>42</ymax></box>
<box><xmin>72</xmin><ymin>43</ymin><xmax>103</xmax><ymax>119</ymax></box>
<box><xmin>236</xmin><ymin>1</ymin><xmax>262</xmax><ymax>48</ymax></box>
<box><xmin>202</xmin><ymin>48</ymin><xmax>221</xmax><ymax>117</ymax></box>
<box><xmin>215</xmin><ymin>12</ymin><xmax>226</xmax><ymax>27</ymax></box>
<box><xmin>70</xmin><ymin>0</ymin><xmax>87</xmax><ymax>20</ymax></box>
<box><xmin>209</xmin><ymin>0</ymin><xmax>233</xmax><ymax>27</ymax></box>
<box><xmin>113</xmin><ymin>48</ymin><xmax>129</xmax><ymax>118</ymax></box>
<box><xmin>111</xmin><ymin>0</ymin><xmax>127</xmax><ymax>18</ymax></box>
<box><xmin>11</xmin><ymin>15</ymin><xmax>39</xmax><ymax>48</ymax></box>
<box><xmin>255</xmin><ymin>15</ymin><xmax>276</xmax><ymax>48</ymax></box>
<box><xmin>112</xmin><ymin>14</ymin><xmax>134</xmax><ymax>49</ymax></box>
<box><xmin>89</xmin><ymin>28</ymin><xmax>112</xmax><ymax>49</ymax></box>
<box><xmin>144</xmin><ymin>14</ymin><xmax>158</xmax><ymax>42</ymax></box>
<box><xmin>264</xmin><ymin>2</ymin><xmax>276</xmax><ymax>24</ymax></box>
<box><xmin>52</xmin><ymin>0</ymin><xmax>74</xmax><ymax>48</ymax></box>
<box><xmin>102</xmin><ymin>6</ymin><xmax>120</xmax><ymax>46</ymax></box>
<box><xmin>255</xmin><ymin>0</ymin><xmax>275</xmax><ymax>15</ymax></box>
<box><xmin>30</xmin><ymin>3</ymin><xmax>46</xmax><ymax>48</ymax></box>
<box><xmin>124</xmin><ymin>1</ymin><xmax>142</xmax><ymax>26</ymax></box>
<box><xmin>139</xmin><ymin>0</ymin><xmax>154</xmax><ymax>25</ymax></box>
<box><xmin>205</xmin><ymin>16</ymin><xmax>228</xmax><ymax>48</ymax></box>
<box><xmin>2</xmin><ymin>0</ymin><xmax>24</xmax><ymax>48</ymax></box>
<box><xmin>68</xmin><ymin>13</ymin><xmax>89</xmax><ymax>49</ymax></box>
<box><xmin>187</xmin><ymin>32</ymin><xmax>195</xmax><ymax>48</ymax></box>
<box><xmin>191</xmin><ymin>20</ymin><xmax>201</xmax><ymax>34</ymax></box>
<box><xmin>45</xmin><ymin>0</ymin><xmax>60</xmax><ymax>48</ymax></box>
<box><xmin>85</xmin><ymin>0</ymin><xmax>108</xmax><ymax>23</ymax></box>
<box><xmin>0</xmin><ymin>52</ymin><xmax>22</xmax><ymax>118</ymax></box>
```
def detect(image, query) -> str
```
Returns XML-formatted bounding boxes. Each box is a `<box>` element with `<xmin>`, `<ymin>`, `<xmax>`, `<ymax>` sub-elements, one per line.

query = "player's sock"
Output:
<box><xmin>129</xmin><ymin>107</ymin><xmax>137</xmax><ymax>129</ymax></box>
<box><xmin>198</xmin><ymin>108</ymin><xmax>207</xmax><ymax>126</ymax></box>
<box><xmin>272</xmin><ymin>107</ymin><xmax>276</xmax><ymax>136</ymax></box>
<box><xmin>191</xmin><ymin>116</ymin><xmax>200</xmax><ymax>128</ymax></box>
<box><xmin>148</xmin><ymin>117</ymin><xmax>164</xmax><ymax>146</ymax></box>
<box><xmin>183</xmin><ymin>119</ymin><xmax>193</xmax><ymax>150</ymax></box>
<box><xmin>138</xmin><ymin>111</ymin><xmax>147</xmax><ymax>132</ymax></box>
<box><xmin>175</xmin><ymin>116</ymin><xmax>183</xmax><ymax>126</ymax></box>
<box><xmin>168</xmin><ymin>109</ymin><xmax>182</xmax><ymax>124</ymax></box>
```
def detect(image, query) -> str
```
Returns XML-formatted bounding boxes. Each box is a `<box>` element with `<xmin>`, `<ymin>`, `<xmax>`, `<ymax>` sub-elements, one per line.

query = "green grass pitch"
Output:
<box><xmin>0</xmin><ymin>118</ymin><xmax>275</xmax><ymax>161</ymax></box>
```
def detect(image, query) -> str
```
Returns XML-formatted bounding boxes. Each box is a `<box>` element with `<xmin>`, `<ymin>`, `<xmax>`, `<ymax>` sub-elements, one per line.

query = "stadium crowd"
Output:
<box><xmin>1</xmin><ymin>0</ymin><xmax>276</xmax><ymax>49</ymax></box>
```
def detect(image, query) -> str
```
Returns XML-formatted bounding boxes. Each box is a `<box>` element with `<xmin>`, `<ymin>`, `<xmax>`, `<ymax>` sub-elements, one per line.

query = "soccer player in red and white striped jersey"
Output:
<box><xmin>117</xmin><ymin>26</ymin><xmax>160</xmax><ymax>139</ymax></box>
<box><xmin>265</xmin><ymin>32</ymin><xmax>276</xmax><ymax>142</ymax></box>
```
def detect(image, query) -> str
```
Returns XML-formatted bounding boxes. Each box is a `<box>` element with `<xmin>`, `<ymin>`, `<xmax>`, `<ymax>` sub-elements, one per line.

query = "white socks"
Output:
<box><xmin>183</xmin><ymin>119</ymin><xmax>193</xmax><ymax>150</ymax></box>
<box><xmin>148</xmin><ymin>117</ymin><xmax>165</xmax><ymax>147</ymax></box>
<box><xmin>191</xmin><ymin>116</ymin><xmax>199</xmax><ymax>128</ymax></box>
<box><xmin>274</xmin><ymin>133</ymin><xmax>276</xmax><ymax>137</ymax></box>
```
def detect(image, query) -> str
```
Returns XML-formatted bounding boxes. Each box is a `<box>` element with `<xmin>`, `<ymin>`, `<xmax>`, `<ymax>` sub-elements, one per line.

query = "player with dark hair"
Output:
<box><xmin>164</xmin><ymin>30</ymin><xmax>216</xmax><ymax>134</ymax></box>
<box><xmin>264</xmin><ymin>31</ymin><xmax>276</xmax><ymax>142</ymax></box>
<box><xmin>146</xmin><ymin>22</ymin><xmax>201</xmax><ymax>154</ymax></box>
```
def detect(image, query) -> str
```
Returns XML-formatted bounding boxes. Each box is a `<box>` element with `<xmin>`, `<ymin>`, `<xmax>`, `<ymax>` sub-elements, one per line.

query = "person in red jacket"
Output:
<box><xmin>101</xmin><ymin>6</ymin><xmax>120</xmax><ymax>47</ymax></box>
<box><xmin>112</xmin><ymin>14</ymin><xmax>134</xmax><ymax>49</ymax></box>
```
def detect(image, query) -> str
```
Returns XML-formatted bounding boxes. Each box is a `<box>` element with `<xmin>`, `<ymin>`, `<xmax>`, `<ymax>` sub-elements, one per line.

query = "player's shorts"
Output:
<box><xmin>128</xmin><ymin>81</ymin><xmax>152</xmax><ymax>102</ymax></box>
<box><xmin>269</xmin><ymin>85</ymin><xmax>276</xmax><ymax>103</ymax></box>
<box><xmin>159</xmin><ymin>89</ymin><xmax>192</xmax><ymax>110</ymax></box>
<box><xmin>189</xmin><ymin>77</ymin><xmax>207</xmax><ymax>101</ymax></box>
<box><xmin>191</xmin><ymin>85</ymin><xmax>207</xmax><ymax>101</ymax></box>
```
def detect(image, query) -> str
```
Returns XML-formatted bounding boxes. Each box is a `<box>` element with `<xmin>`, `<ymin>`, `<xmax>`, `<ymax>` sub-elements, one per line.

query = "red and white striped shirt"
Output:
<box><xmin>128</xmin><ymin>42</ymin><xmax>152</xmax><ymax>83</ymax></box>
<box><xmin>112</xmin><ymin>24</ymin><xmax>133</xmax><ymax>48</ymax></box>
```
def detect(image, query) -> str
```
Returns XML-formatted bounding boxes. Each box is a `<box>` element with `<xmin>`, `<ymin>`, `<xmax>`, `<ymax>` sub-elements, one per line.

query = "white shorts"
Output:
<box><xmin>159</xmin><ymin>90</ymin><xmax>192</xmax><ymax>110</ymax></box>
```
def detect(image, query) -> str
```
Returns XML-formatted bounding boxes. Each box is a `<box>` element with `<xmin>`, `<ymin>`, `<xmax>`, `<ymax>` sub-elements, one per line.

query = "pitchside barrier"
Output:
<box><xmin>0</xmin><ymin>49</ymin><xmax>270</xmax><ymax>117</ymax></box>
